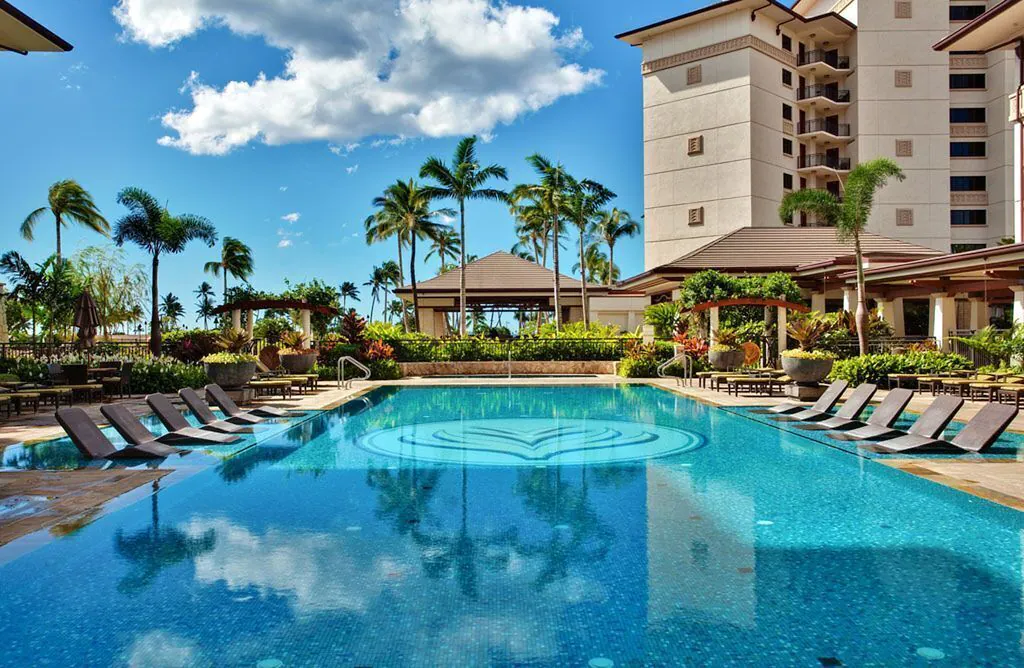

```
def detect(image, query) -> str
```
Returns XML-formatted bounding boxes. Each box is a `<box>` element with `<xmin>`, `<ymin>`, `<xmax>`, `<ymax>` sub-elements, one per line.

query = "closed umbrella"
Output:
<box><xmin>73</xmin><ymin>290</ymin><xmax>101</xmax><ymax>349</ymax></box>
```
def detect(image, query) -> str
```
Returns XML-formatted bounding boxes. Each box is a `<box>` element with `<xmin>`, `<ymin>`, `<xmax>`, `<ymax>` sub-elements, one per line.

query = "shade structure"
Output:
<box><xmin>0</xmin><ymin>1</ymin><xmax>73</xmax><ymax>54</ymax></box>
<box><xmin>73</xmin><ymin>290</ymin><xmax>101</xmax><ymax>348</ymax></box>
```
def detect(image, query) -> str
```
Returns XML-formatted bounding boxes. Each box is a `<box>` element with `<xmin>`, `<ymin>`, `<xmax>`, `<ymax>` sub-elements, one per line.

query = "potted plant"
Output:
<box><xmin>708</xmin><ymin>327</ymin><xmax>745</xmax><ymax>370</ymax></box>
<box><xmin>781</xmin><ymin>314</ymin><xmax>837</xmax><ymax>383</ymax></box>
<box><xmin>201</xmin><ymin>329</ymin><xmax>257</xmax><ymax>388</ymax></box>
<box><xmin>278</xmin><ymin>330</ymin><xmax>318</xmax><ymax>374</ymax></box>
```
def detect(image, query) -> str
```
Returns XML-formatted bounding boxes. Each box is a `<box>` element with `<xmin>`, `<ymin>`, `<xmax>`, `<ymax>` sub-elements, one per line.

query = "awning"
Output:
<box><xmin>0</xmin><ymin>1</ymin><xmax>73</xmax><ymax>55</ymax></box>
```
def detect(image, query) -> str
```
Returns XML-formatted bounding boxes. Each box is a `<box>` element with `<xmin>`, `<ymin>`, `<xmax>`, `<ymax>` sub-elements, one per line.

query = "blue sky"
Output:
<box><xmin>3</xmin><ymin>0</ymin><xmax>700</xmax><ymax>327</ymax></box>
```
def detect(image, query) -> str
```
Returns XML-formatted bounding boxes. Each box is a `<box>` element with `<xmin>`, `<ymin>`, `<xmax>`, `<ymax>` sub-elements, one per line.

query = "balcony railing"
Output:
<box><xmin>797</xmin><ymin>50</ymin><xmax>850</xmax><ymax>70</ymax></box>
<box><xmin>797</xmin><ymin>86</ymin><xmax>851</xmax><ymax>103</ymax></box>
<box><xmin>797</xmin><ymin>119</ymin><xmax>851</xmax><ymax>137</ymax></box>
<box><xmin>798</xmin><ymin>154</ymin><xmax>852</xmax><ymax>171</ymax></box>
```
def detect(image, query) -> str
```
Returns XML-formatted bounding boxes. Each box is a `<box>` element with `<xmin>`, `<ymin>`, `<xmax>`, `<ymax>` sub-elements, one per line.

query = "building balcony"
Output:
<box><xmin>796</xmin><ymin>119</ymin><xmax>853</xmax><ymax>143</ymax></box>
<box><xmin>796</xmin><ymin>85</ymin><xmax>851</xmax><ymax>113</ymax></box>
<box><xmin>796</xmin><ymin>50</ymin><xmax>852</xmax><ymax>76</ymax></box>
<box><xmin>798</xmin><ymin>153</ymin><xmax>851</xmax><ymax>176</ymax></box>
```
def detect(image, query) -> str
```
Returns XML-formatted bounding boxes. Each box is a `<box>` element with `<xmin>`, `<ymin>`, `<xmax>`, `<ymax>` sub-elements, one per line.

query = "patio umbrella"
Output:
<box><xmin>73</xmin><ymin>290</ymin><xmax>100</xmax><ymax>349</ymax></box>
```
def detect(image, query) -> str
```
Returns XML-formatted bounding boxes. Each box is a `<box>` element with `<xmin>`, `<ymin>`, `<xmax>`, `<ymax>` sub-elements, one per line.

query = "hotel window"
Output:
<box><xmin>950</xmin><ymin>176</ymin><xmax>986</xmax><ymax>191</ymax></box>
<box><xmin>950</xmin><ymin>210</ymin><xmax>987</xmax><ymax>226</ymax></box>
<box><xmin>687</xmin><ymin>135</ymin><xmax>704</xmax><ymax>155</ymax></box>
<box><xmin>894</xmin><ymin>70</ymin><xmax>913</xmax><ymax>88</ymax></box>
<box><xmin>896</xmin><ymin>209</ymin><xmax>914</xmax><ymax>226</ymax></box>
<box><xmin>895</xmin><ymin>139</ymin><xmax>913</xmax><ymax>157</ymax></box>
<box><xmin>950</xmin><ymin>73</ymin><xmax>986</xmax><ymax>89</ymax></box>
<box><xmin>782</xmin><ymin>35</ymin><xmax>792</xmax><ymax>51</ymax></box>
<box><xmin>783</xmin><ymin>173</ymin><xmax>794</xmax><ymax>190</ymax></box>
<box><xmin>950</xmin><ymin>107</ymin><xmax>986</xmax><ymax>123</ymax></box>
<box><xmin>950</xmin><ymin>141</ymin><xmax>986</xmax><ymax>157</ymax></box>
<box><xmin>783</xmin><ymin>138</ymin><xmax>793</xmax><ymax>156</ymax></box>
<box><xmin>949</xmin><ymin>5</ymin><xmax>986</xmax><ymax>21</ymax></box>
<box><xmin>782</xmin><ymin>69</ymin><xmax>793</xmax><ymax>87</ymax></box>
<box><xmin>686</xmin><ymin>65</ymin><xmax>702</xmax><ymax>85</ymax></box>
<box><xmin>894</xmin><ymin>1</ymin><xmax>912</xmax><ymax>18</ymax></box>
<box><xmin>782</xmin><ymin>103</ymin><xmax>792</xmax><ymax>121</ymax></box>
<box><xmin>688</xmin><ymin>207</ymin><xmax>705</xmax><ymax>226</ymax></box>
<box><xmin>952</xmin><ymin>243</ymin><xmax>987</xmax><ymax>253</ymax></box>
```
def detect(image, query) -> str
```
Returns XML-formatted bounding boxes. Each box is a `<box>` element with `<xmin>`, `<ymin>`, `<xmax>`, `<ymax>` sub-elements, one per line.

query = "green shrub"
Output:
<box><xmin>0</xmin><ymin>358</ymin><xmax>49</xmax><ymax>383</ymax></box>
<box><xmin>618</xmin><ymin>356</ymin><xmax>659</xmax><ymax>377</ymax></box>
<box><xmin>131</xmin><ymin>358</ymin><xmax>208</xmax><ymax>394</ymax></box>
<box><xmin>829</xmin><ymin>351</ymin><xmax>972</xmax><ymax>385</ymax></box>
<box><xmin>163</xmin><ymin>329</ymin><xmax>220</xmax><ymax>363</ymax></box>
<box><xmin>364</xmin><ymin>321</ymin><xmax>411</xmax><ymax>341</ymax></box>
<box><xmin>368</xmin><ymin>358</ymin><xmax>402</xmax><ymax>380</ymax></box>
<box><xmin>201</xmin><ymin>352</ymin><xmax>258</xmax><ymax>364</ymax></box>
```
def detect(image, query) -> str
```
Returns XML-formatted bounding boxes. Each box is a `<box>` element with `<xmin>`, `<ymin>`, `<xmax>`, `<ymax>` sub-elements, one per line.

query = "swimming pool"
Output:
<box><xmin>1</xmin><ymin>384</ymin><xmax>1022</xmax><ymax>665</ymax></box>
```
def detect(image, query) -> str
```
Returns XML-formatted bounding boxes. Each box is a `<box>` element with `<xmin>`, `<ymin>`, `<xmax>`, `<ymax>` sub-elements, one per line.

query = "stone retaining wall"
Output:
<box><xmin>398</xmin><ymin>361</ymin><xmax>618</xmax><ymax>376</ymax></box>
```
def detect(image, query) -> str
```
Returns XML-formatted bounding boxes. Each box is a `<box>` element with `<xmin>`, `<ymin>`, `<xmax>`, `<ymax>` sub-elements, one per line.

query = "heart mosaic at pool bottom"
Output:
<box><xmin>354</xmin><ymin>418</ymin><xmax>705</xmax><ymax>466</ymax></box>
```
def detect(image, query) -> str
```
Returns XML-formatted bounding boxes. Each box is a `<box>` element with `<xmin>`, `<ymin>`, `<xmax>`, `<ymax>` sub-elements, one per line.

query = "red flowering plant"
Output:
<box><xmin>363</xmin><ymin>339</ymin><xmax>395</xmax><ymax>361</ymax></box>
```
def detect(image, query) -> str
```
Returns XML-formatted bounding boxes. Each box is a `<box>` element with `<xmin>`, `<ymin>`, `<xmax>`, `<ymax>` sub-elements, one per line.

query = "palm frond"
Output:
<box><xmin>21</xmin><ymin>207</ymin><xmax>48</xmax><ymax>241</ymax></box>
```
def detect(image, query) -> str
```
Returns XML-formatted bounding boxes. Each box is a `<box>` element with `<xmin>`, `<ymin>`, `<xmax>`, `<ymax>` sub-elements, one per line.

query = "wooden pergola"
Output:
<box><xmin>684</xmin><ymin>297</ymin><xmax>810</xmax><ymax>355</ymax></box>
<box><xmin>211</xmin><ymin>299</ymin><xmax>338</xmax><ymax>346</ymax></box>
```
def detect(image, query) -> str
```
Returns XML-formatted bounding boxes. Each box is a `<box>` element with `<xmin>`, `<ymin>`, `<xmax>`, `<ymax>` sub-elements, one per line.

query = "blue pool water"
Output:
<box><xmin>1</xmin><ymin>385</ymin><xmax>1023</xmax><ymax>666</ymax></box>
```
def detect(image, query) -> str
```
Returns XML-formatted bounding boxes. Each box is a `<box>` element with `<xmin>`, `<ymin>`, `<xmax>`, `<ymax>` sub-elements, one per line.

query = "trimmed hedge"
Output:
<box><xmin>828</xmin><ymin>351</ymin><xmax>972</xmax><ymax>386</ymax></box>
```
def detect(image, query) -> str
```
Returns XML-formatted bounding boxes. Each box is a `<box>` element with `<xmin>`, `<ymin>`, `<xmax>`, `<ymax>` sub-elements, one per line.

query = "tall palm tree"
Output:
<box><xmin>593</xmin><ymin>208</ymin><xmax>640</xmax><ymax>286</ymax></box>
<box><xmin>113</xmin><ymin>187</ymin><xmax>217</xmax><ymax>356</ymax></box>
<box><xmin>425</xmin><ymin>228</ymin><xmax>462</xmax><ymax>273</ymax></box>
<box><xmin>419</xmin><ymin>136</ymin><xmax>508</xmax><ymax>337</ymax></box>
<box><xmin>204</xmin><ymin>237</ymin><xmax>254</xmax><ymax>304</ymax></box>
<box><xmin>380</xmin><ymin>260</ymin><xmax>402</xmax><ymax>324</ymax></box>
<box><xmin>0</xmin><ymin>251</ymin><xmax>49</xmax><ymax>341</ymax></box>
<box><xmin>779</xmin><ymin>158</ymin><xmax>905</xmax><ymax>355</ymax></box>
<box><xmin>365</xmin><ymin>211</ymin><xmax>410</xmax><ymax>330</ymax></box>
<box><xmin>22</xmin><ymin>179</ymin><xmax>109</xmax><ymax>260</ymax></box>
<box><xmin>563</xmin><ymin>177</ymin><xmax>615</xmax><ymax>328</ymax></box>
<box><xmin>364</xmin><ymin>266</ymin><xmax>388</xmax><ymax>322</ymax></box>
<box><xmin>573</xmin><ymin>243</ymin><xmax>615</xmax><ymax>284</ymax></box>
<box><xmin>367</xmin><ymin>180</ymin><xmax>453</xmax><ymax>331</ymax></box>
<box><xmin>339</xmin><ymin>281</ymin><xmax>360</xmax><ymax>312</ymax></box>
<box><xmin>160</xmin><ymin>293</ymin><xmax>184</xmax><ymax>330</ymax></box>
<box><xmin>515</xmin><ymin>155</ymin><xmax>573</xmax><ymax>331</ymax></box>
<box><xmin>194</xmin><ymin>281</ymin><xmax>216</xmax><ymax>329</ymax></box>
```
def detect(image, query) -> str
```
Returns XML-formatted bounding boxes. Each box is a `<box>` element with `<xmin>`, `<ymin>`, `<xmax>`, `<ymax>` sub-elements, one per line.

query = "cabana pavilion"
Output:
<box><xmin>394</xmin><ymin>252</ymin><xmax>649</xmax><ymax>336</ymax></box>
<box><xmin>0</xmin><ymin>1</ymin><xmax>72</xmax><ymax>54</ymax></box>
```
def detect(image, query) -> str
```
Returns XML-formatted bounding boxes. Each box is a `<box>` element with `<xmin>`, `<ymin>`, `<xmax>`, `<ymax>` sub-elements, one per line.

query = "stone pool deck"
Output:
<box><xmin>2</xmin><ymin>375</ymin><xmax>1024</xmax><ymax>546</ymax></box>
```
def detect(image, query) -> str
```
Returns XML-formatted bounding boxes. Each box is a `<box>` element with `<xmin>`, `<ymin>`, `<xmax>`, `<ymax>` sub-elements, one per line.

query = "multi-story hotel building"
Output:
<box><xmin>617</xmin><ymin>0</ymin><xmax>1020</xmax><ymax>271</ymax></box>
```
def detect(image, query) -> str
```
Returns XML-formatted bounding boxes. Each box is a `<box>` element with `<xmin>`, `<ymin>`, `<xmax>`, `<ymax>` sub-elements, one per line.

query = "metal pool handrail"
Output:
<box><xmin>337</xmin><ymin>356</ymin><xmax>371</xmax><ymax>389</ymax></box>
<box><xmin>658</xmin><ymin>352</ymin><xmax>692</xmax><ymax>386</ymax></box>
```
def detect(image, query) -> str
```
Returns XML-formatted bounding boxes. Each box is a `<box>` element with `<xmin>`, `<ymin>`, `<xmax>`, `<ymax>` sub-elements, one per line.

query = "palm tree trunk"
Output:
<box><xmin>459</xmin><ymin>200</ymin><xmax>467</xmax><ymax>338</ymax></box>
<box><xmin>223</xmin><ymin>270</ymin><xmax>228</xmax><ymax>309</ymax></box>
<box><xmin>55</xmin><ymin>214</ymin><xmax>62</xmax><ymax>261</ymax></box>
<box><xmin>150</xmin><ymin>254</ymin><xmax>161</xmax><ymax>356</ymax></box>
<box><xmin>397</xmin><ymin>237</ymin><xmax>409</xmax><ymax>333</ymax></box>
<box><xmin>369</xmin><ymin>293</ymin><xmax>376</xmax><ymax>322</ymax></box>
<box><xmin>579</xmin><ymin>225</ymin><xmax>589</xmax><ymax>328</ymax></box>
<box><xmin>854</xmin><ymin>232</ymin><xmax>868</xmax><ymax>356</ymax></box>
<box><xmin>552</xmin><ymin>216</ymin><xmax>561</xmax><ymax>331</ymax></box>
<box><xmin>607</xmin><ymin>242</ymin><xmax>615</xmax><ymax>286</ymax></box>
<box><xmin>410</xmin><ymin>236</ymin><xmax>420</xmax><ymax>332</ymax></box>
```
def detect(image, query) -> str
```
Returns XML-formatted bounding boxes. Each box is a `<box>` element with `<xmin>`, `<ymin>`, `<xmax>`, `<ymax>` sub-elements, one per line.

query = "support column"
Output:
<box><xmin>931</xmin><ymin>293</ymin><xmax>956</xmax><ymax>350</ymax></box>
<box><xmin>969</xmin><ymin>298</ymin><xmax>987</xmax><ymax>332</ymax></box>
<box><xmin>843</xmin><ymin>288</ymin><xmax>856</xmax><ymax>314</ymax></box>
<box><xmin>1013</xmin><ymin>286</ymin><xmax>1024</xmax><ymax>325</ymax></box>
<box><xmin>231</xmin><ymin>309</ymin><xmax>241</xmax><ymax>331</ymax></box>
<box><xmin>0</xmin><ymin>284</ymin><xmax>8</xmax><ymax>344</ymax></box>
<box><xmin>777</xmin><ymin>306</ymin><xmax>788</xmax><ymax>358</ymax></box>
<box><xmin>300</xmin><ymin>310</ymin><xmax>312</xmax><ymax>347</ymax></box>
<box><xmin>811</xmin><ymin>292</ymin><xmax>826</xmax><ymax>314</ymax></box>
<box><xmin>877</xmin><ymin>298</ymin><xmax>896</xmax><ymax>329</ymax></box>
<box><xmin>245</xmin><ymin>309</ymin><xmax>254</xmax><ymax>340</ymax></box>
<box><xmin>709</xmin><ymin>306</ymin><xmax>720</xmax><ymax>346</ymax></box>
<box><xmin>892</xmin><ymin>297</ymin><xmax>906</xmax><ymax>337</ymax></box>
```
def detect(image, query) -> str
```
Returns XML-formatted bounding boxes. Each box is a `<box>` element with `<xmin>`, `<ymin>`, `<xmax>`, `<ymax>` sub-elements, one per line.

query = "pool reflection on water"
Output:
<box><xmin>0</xmin><ymin>385</ymin><xmax>1022</xmax><ymax>666</ymax></box>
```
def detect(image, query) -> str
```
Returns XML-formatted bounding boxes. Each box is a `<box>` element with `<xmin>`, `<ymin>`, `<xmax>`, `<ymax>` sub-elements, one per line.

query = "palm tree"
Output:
<box><xmin>339</xmin><ymin>281</ymin><xmax>360</xmax><ymax>312</ymax></box>
<box><xmin>419</xmin><ymin>136</ymin><xmax>508</xmax><ymax>337</ymax></box>
<box><xmin>0</xmin><ymin>251</ymin><xmax>49</xmax><ymax>341</ymax></box>
<box><xmin>563</xmin><ymin>177</ymin><xmax>615</xmax><ymax>328</ymax></box>
<box><xmin>160</xmin><ymin>293</ymin><xmax>184</xmax><ymax>330</ymax></box>
<box><xmin>779</xmin><ymin>158</ymin><xmax>905</xmax><ymax>355</ymax></box>
<box><xmin>593</xmin><ymin>208</ymin><xmax>640</xmax><ymax>286</ymax></box>
<box><xmin>381</xmin><ymin>260</ymin><xmax>402</xmax><ymax>324</ymax></box>
<box><xmin>366</xmin><ymin>211</ymin><xmax>409</xmax><ymax>330</ymax></box>
<box><xmin>364</xmin><ymin>266</ymin><xmax>388</xmax><ymax>322</ymax></box>
<box><xmin>194</xmin><ymin>281</ymin><xmax>216</xmax><ymax>329</ymax></box>
<box><xmin>204</xmin><ymin>237</ymin><xmax>254</xmax><ymax>304</ymax></box>
<box><xmin>515</xmin><ymin>155</ymin><xmax>573</xmax><ymax>331</ymax></box>
<box><xmin>22</xmin><ymin>180</ymin><xmax>109</xmax><ymax>260</ymax></box>
<box><xmin>367</xmin><ymin>180</ymin><xmax>453</xmax><ymax>331</ymax></box>
<box><xmin>113</xmin><ymin>187</ymin><xmax>217</xmax><ymax>356</ymax></box>
<box><xmin>573</xmin><ymin>243</ymin><xmax>615</xmax><ymax>284</ymax></box>
<box><xmin>425</xmin><ymin>228</ymin><xmax>462</xmax><ymax>273</ymax></box>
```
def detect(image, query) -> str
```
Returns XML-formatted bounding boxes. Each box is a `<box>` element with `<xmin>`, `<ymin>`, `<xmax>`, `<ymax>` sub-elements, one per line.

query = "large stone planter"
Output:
<box><xmin>280</xmin><ymin>352</ymin><xmax>318</xmax><ymax>374</ymax></box>
<box><xmin>708</xmin><ymin>348</ymin><xmax>745</xmax><ymax>371</ymax></box>
<box><xmin>782</xmin><ymin>355</ymin><xmax>835</xmax><ymax>384</ymax></box>
<box><xmin>204</xmin><ymin>361</ymin><xmax>257</xmax><ymax>389</ymax></box>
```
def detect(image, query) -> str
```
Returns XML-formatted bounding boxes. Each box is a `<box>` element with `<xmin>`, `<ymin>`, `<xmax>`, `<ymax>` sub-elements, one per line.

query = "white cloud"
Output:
<box><xmin>345</xmin><ymin>164</ymin><xmax>359</xmax><ymax>175</ymax></box>
<box><xmin>281</xmin><ymin>212</ymin><xmax>300</xmax><ymax>223</ymax></box>
<box><xmin>114</xmin><ymin>0</ymin><xmax>603</xmax><ymax>155</ymax></box>
<box><xmin>279</xmin><ymin>185</ymin><xmax>288</xmax><ymax>191</ymax></box>
<box><xmin>277</xmin><ymin>238</ymin><xmax>293</xmax><ymax>248</ymax></box>
<box><xmin>329</xmin><ymin>141</ymin><xmax>360</xmax><ymax>156</ymax></box>
<box><xmin>59</xmin><ymin>61</ymin><xmax>88</xmax><ymax>90</ymax></box>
